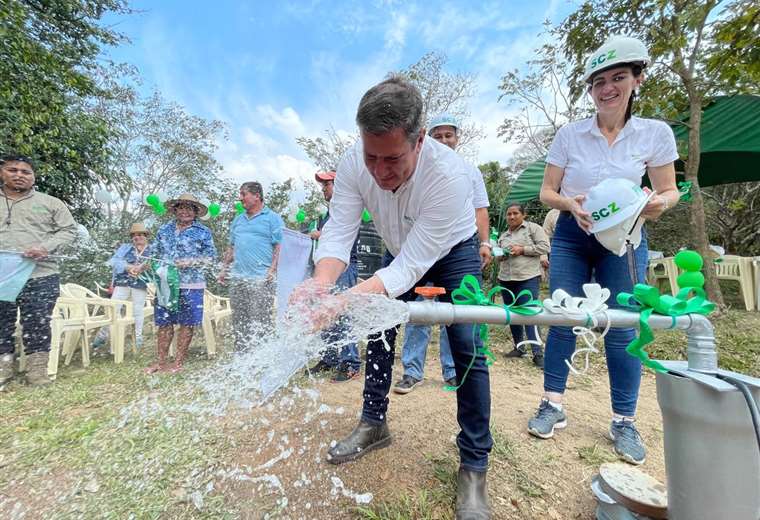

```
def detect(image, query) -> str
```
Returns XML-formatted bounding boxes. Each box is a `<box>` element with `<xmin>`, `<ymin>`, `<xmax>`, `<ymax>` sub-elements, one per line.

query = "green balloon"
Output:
<box><xmin>296</xmin><ymin>209</ymin><xmax>306</xmax><ymax>223</ymax></box>
<box><xmin>235</xmin><ymin>201</ymin><xmax>245</xmax><ymax>214</ymax></box>
<box><xmin>154</xmin><ymin>202</ymin><xmax>167</xmax><ymax>215</ymax></box>
<box><xmin>146</xmin><ymin>194</ymin><xmax>160</xmax><ymax>206</ymax></box>
<box><xmin>208</xmin><ymin>203</ymin><xmax>221</xmax><ymax>217</ymax></box>
<box><xmin>361</xmin><ymin>209</ymin><xmax>372</xmax><ymax>222</ymax></box>
<box><xmin>674</xmin><ymin>250</ymin><xmax>703</xmax><ymax>272</ymax></box>
<box><xmin>678</xmin><ymin>271</ymin><xmax>704</xmax><ymax>289</ymax></box>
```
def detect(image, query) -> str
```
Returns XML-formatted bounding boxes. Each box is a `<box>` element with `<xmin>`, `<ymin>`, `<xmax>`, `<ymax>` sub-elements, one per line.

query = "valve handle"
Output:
<box><xmin>415</xmin><ymin>286</ymin><xmax>446</xmax><ymax>299</ymax></box>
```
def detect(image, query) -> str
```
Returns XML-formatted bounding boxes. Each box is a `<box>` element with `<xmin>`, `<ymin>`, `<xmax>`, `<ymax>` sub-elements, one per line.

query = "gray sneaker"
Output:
<box><xmin>527</xmin><ymin>399</ymin><xmax>567</xmax><ymax>439</ymax></box>
<box><xmin>609</xmin><ymin>419</ymin><xmax>646</xmax><ymax>465</ymax></box>
<box><xmin>393</xmin><ymin>375</ymin><xmax>421</xmax><ymax>394</ymax></box>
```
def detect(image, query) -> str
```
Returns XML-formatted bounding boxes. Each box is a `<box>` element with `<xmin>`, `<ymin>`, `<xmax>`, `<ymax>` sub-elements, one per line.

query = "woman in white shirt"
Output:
<box><xmin>527</xmin><ymin>36</ymin><xmax>679</xmax><ymax>466</ymax></box>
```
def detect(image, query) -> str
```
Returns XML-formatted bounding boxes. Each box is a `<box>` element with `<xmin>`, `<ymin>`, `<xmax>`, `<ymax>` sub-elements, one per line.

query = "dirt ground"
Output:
<box><xmin>217</xmin><ymin>336</ymin><xmax>666</xmax><ymax>520</ymax></box>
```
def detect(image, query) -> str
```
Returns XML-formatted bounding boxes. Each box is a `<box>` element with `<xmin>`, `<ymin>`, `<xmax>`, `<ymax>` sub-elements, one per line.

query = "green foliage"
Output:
<box><xmin>0</xmin><ymin>0</ymin><xmax>130</xmax><ymax>213</ymax></box>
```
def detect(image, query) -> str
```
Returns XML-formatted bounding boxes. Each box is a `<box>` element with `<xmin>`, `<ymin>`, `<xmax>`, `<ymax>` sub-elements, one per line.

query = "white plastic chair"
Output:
<box><xmin>647</xmin><ymin>257</ymin><xmax>678</xmax><ymax>296</ymax></box>
<box><xmin>714</xmin><ymin>255</ymin><xmax>756</xmax><ymax>311</ymax></box>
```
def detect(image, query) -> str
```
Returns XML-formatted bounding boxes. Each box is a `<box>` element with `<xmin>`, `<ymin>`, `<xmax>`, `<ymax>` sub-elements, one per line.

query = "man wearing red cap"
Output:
<box><xmin>304</xmin><ymin>170</ymin><xmax>361</xmax><ymax>382</ymax></box>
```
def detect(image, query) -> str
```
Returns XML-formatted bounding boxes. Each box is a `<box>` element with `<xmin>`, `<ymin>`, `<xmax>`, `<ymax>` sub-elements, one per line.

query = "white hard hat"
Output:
<box><xmin>583</xmin><ymin>178</ymin><xmax>654</xmax><ymax>256</ymax></box>
<box><xmin>583</xmin><ymin>36</ymin><xmax>650</xmax><ymax>83</ymax></box>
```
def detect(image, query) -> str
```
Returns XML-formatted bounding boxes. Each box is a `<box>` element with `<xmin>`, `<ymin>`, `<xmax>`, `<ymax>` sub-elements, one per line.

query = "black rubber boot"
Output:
<box><xmin>455</xmin><ymin>467</ymin><xmax>491</xmax><ymax>519</ymax></box>
<box><xmin>326</xmin><ymin>420</ymin><xmax>392</xmax><ymax>464</ymax></box>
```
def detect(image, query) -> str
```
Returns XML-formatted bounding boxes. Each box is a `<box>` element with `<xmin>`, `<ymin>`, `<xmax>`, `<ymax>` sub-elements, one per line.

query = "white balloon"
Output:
<box><xmin>110</xmin><ymin>191</ymin><xmax>120</xmax><ymax>203</ymax></box>
<box><xmin>95</xmin><ymin>189</ymin><xmax>112</xmax><ymax>204</ymax></box>
<box><xmin>199</xmin><ymin>212</ymin><xmax>211</xmax><ymax>221</ymax></box>
<box><xmin>156</xmin><ymin>191</ymin><xmax>168</xmax><ymax>202</ymax></box>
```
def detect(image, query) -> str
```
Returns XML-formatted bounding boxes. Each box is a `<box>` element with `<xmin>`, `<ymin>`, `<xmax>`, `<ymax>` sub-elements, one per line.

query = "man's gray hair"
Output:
<box><xmin>240</xmin><ymin>181</ymin><xmax>263</xmax><ymax>199</ymax></box>
<box><xmin>356</xmin><ymin>75</ymin><xmax>424</xmax><ymax>144</ymax></box>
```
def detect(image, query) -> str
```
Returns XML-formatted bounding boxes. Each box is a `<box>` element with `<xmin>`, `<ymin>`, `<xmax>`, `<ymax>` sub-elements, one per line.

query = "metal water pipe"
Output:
<box><xmin>406</xmin><ymin>300</ymin><xmax>717</xmax><ymax>373</ymax></box>
<box><xmin>405</xmin><ymin>301</ymin><xmax>760</xmax><ymax>520</ymax></box>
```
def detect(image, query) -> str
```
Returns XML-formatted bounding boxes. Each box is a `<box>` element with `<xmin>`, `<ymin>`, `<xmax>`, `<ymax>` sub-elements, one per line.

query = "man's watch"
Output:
<box><xmin>480</xmin><ymin>241</ymin><xmax>492</xmax><ymax>249</ymax></box>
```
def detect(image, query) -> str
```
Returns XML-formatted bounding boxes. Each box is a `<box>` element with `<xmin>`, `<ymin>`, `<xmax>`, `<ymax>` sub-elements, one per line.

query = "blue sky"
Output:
<box><xmin>106</xmin><ymin>0</ymin><xmax>574</xmax><ymax>194</ymax></box>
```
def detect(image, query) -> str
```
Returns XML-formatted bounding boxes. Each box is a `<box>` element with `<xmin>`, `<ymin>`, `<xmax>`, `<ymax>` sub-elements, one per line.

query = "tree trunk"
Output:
<box><xmin>685</xmin><ymin>96</ymin><xmax>725</xmax><ymax>308</ymax></box>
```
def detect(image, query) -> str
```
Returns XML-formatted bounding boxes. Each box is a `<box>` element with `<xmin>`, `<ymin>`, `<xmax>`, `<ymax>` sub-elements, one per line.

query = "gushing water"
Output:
<box><xmin>109</xmin><ymin>286</ymin><xmax>410</xmax><ymax>515</ymax></box>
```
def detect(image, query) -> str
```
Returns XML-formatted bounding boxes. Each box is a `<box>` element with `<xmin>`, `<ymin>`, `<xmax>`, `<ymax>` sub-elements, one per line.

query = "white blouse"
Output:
<box><xmin>546</xmin><ymin>116</ymin><xmax>678</xmax><ymax>198</ymax></box>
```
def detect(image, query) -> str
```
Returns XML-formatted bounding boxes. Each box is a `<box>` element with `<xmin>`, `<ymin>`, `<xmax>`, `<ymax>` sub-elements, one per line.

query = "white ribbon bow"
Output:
<box><xmin>543</xmin><ymin>284</ymin><xmax>611</xmax><ymax>375</ymax></box>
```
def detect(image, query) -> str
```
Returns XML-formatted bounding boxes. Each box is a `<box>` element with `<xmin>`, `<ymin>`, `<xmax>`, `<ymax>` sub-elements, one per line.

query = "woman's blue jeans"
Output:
<box><xmin>544</xmin><ymin>212</ymin><xmax>647</xmax><ymax>417</ymax></box>
<box><xmin>499</xmin><ymin>276</ymin><xmax>542</xmax><ymax>355</ymax></box>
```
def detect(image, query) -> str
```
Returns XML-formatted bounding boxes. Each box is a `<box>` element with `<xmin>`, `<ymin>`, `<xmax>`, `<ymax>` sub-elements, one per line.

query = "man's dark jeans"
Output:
<box><xmin>0</xmin><ymin>274</ymin><xmax>60</xmax><ymax>355</ymax></box>
<box><xmin>361</xmin><ymin>235</ymin><xmax>492</xmax><ymax>472</ymax></box>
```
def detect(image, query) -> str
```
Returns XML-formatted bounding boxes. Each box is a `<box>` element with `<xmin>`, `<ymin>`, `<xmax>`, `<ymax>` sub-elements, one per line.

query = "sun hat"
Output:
<box><xmin>129</xmin><ymin>222</ymin><xmax>149</xmax><ymax>236</ymax></box>
<box><xmin>165</xmin><ymin>193</ymin><xmax>208</xmax><ymax>217</ymax></box>
<box><xmin>583</xmin><ymin>36</ymin><xmax>650</xmax><ymax>83</ymax></box>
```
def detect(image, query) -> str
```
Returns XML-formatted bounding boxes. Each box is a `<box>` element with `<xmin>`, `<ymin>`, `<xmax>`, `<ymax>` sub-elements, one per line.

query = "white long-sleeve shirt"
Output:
<box><xmin>314</xmin><ymin>137</ymin><xmax>476</xmax><ymax>298</ymax></box>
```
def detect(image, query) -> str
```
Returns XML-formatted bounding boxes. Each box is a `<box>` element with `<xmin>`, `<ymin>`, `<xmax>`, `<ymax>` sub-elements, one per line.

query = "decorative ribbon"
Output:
<box><xmin>543</xmin><ymin>284</ymin><xmax>611</xmax><ymax>375</ymax></box>
<box><xmin>617</xmin><ymin>283</ymin><xmax>715</xmax><ymax>372</ymax></box>
<box><xmin>677</xmin><ymin>181</ymin><xmax>692</xmax><ymax>202</ymax></box>
<box><xmin>448</xmin><ymin>275</ymin><xmax>542</xmax><ymax>391</ymax></box>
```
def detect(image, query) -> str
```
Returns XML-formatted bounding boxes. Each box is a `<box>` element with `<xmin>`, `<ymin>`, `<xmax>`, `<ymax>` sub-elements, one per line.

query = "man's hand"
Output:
<box><xmin>540</xmin><ymin>258</ymin><xmax>550</xmax><ymax>270</ymax></box>
<box><xmin>509</xmin><ymin>244</ymin><xmax>525</xmax><ymax>256</ymax></box>
<box><xmin>288</xmin><ymin>278</ymin><xmax>344</xmax><ymax>331</ymax></box>
<box><xmin>309</xmin><ymin>230</ymin><xmax>321</xmax><ymax>240</ymax></box>
<box><xmin>23</xmin><ymin>246</ymin><xmax>48</xmax><ymax>260</ymax></box>
<box><xmin>479</xmin><ymin>244</ymin><xmax>492</xmax><ymax>269</ymax></box>
<box><xmin>217</xmin><ymin>272</ymin><xmax>227</xmax><ymax>284</ymax></box>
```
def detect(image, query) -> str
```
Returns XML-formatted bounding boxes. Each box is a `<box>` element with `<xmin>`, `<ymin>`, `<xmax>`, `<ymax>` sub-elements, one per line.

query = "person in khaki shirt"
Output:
<box><xmin>0</xmin><ymin>155</ymin><xmax>76</xmax><ymax>386</ymax></box>
<box><xmin>540</xmin><ymin>208</ymin><xmax>560</xmax><ymax>275</ymax></box>
<box><xmin>496</xmin><ymin>202</ymin><xmax>550</xmax><ymax>367</ymax></box>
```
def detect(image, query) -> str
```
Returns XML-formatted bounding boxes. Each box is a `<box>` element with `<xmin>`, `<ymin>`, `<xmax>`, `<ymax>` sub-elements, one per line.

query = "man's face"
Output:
<box><xmin>430</xmin><ymin>125</ymin><xmax>459</xmax><ymax>150</ymax></box>
<box><xmin>320</xmin><ymin>180</ymin><xmax>334</xmax><ymax>202</ymax></box>
<box><xmin>0</xmin><ymin>160</ymin><xmax>35</xmax><ymax>192</ymax></box>
<box><xmin>361</xmin><ymin>127</ymin><xmax>424</xmax><ymax>191</ymax></box>
<box><xmin>240</xmin><ymin>189</ymin><xmax>261</xmax><ymax>210</ymax></box>
<box><xmin>175</xmin><ymin>203</ymin><xmax>196</xmax><ymax>224</ymax></box>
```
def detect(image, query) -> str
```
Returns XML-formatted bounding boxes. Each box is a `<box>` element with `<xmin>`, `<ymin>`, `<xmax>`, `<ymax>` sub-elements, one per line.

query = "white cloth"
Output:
<box><xmin>0</xmin><ymin>252</ymin><xmax>35</xmax><ymax>302</ymax></box>
<box><xmin>468</xmin><ymin>163</ymin><xmax>490</xmax><ymax>209</ymax></box>
<box><xmin>276</xmin><ymin>228</ymin><xmax>313</xmax><ymax>319</ymax></box>
<box><xmin>94</xmin><ymin>285</ymin><xmax>148</xmax><ymax>342</ymax></box>
<box><xmin>546</xmin><ymin>116</ymin><xmax>678</xmax><ymax>198</ymax></box>
<box><xmin>315</xmin><ymin>137</ymin><xmax>476</xmax><ymax>298</ymax></box>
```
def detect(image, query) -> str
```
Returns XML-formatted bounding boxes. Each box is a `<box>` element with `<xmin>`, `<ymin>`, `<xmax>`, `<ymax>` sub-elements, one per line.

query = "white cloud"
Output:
<box><xmin>256</xmin><ymin>105</ymin><xmax>307</xmax><ymax>138</ymax></box>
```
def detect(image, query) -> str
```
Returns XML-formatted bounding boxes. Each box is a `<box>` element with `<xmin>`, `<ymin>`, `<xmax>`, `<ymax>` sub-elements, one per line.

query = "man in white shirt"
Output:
<box><xmin>305</xmin><ymin>77</ymin><xmax>492</xmax><ymax>519</ymax></box>
<box><xmin>393</xmin><ymin>113</ymin><xmax>492</xmax><ymax>395</ymax></box>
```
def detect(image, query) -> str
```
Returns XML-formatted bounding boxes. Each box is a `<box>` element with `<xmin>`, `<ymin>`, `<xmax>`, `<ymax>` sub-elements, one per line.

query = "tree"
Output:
<box><xmin>297</xmin><ymin>51</ymin><xmax>484</xmax><ymax>169</ymax></box>
<box><xmin>556</xmin><ymin>0</ymin><xmax>760</xmax><ymax>307</ymax></box>
<box><xmin>497</xmin><ymin>28</ymin><xmax>592</xmax><ymax>164</ymax></box>
<box><xmin>0</xmin><ymin>0</ymin><xmax>130</xmax><ymax>212</ymax></box>
<box><xmin>295</xmin><ymin>127</ymin><xmax>355</xmax><ymax>172</ymax></box>
<box><xmin>396</xmin><ymin>51</ymin><xmax>484</xmax><ymax>159</ymax></box>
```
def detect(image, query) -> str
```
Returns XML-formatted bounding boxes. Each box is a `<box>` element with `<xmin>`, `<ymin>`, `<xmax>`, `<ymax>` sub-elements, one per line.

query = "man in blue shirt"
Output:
<box><xmin>136</xmin><ymin>193</ymin><xmax>217</xmax><ymax>373</ymax></box>
<box><xmin>220</xmin><ymin>181</ymin><xmax>283</xmax><ymax>351</ymax></box>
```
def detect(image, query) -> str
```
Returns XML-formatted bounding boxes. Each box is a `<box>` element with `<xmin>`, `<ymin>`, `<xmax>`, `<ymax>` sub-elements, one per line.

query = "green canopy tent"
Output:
<box><xmin>506</xmin><ymin>95</ymin><xmax>760</xmax><ymax>204</ymax></box>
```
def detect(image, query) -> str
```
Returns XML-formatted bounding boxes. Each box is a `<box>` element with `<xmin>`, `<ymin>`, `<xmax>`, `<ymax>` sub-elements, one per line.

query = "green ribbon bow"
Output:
<box><xmin>448</xmin><ymin>275</ymin><xmax>543</xmax><ymax>391</ymax></box>
<box><xmin>677</xmin><ymin>181</ymin><xmax>693</xmax><ymax>202</ymax></box>
<box><xmin>617</xmin><ymin>283</ymin><xmax>715</xmax><ymax>373</ymax></box>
